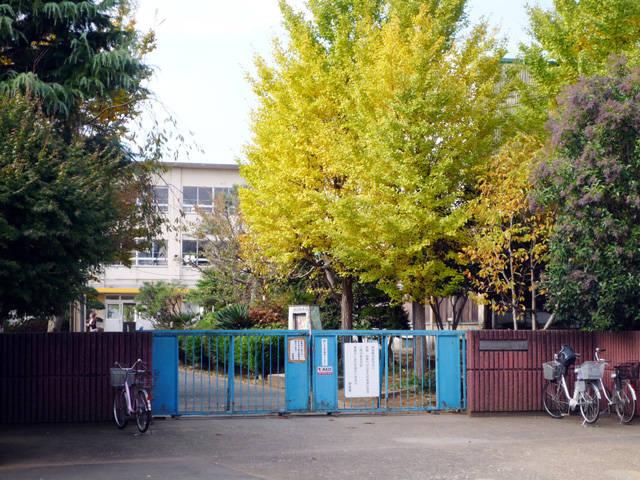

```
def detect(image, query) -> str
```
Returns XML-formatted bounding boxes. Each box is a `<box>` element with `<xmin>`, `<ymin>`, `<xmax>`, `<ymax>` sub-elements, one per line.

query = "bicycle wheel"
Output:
<box><xmin>135</xmin><ymin>389</ymin><xmax>152</xmax><ymax>433</ymax></box>
<box><xmin>543</xmin><ymin>381</ymin><xmax>566</xmax><ymax>418</ymax></box>
<box><xmin>113</xmin><ymin>389</ymin><xmax>128</xmax><ymax>429</ymax></box>
<box><xmin>614</xmin><ymin>381</ymin><xmax>636</xmax><ymax>424</ymax></box>
<box><xmin>579</xmin><ymin>382</ymin><xmax>600</xmax><ymax>424</ymax></box>
<box><xmin>597</xmin><ymin>381</ymin><xmax>611</xmax><ymax>414</ymax></box>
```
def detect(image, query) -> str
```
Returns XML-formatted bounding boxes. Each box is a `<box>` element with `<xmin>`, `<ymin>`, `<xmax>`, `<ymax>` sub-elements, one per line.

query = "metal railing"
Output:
<box><xmin>174</xmin><ymin>330</ymin><xmax>301</xmax><ymax>415</ymax></box>
<box><xmin>321</xmin><ymin>330</ymin><xmax>466</xmax><ymax>413</ymax></box>
<box><xmin>152</xmin><ymin>329</ymin><xmax>466</xmax><ymax>416</ymax></box>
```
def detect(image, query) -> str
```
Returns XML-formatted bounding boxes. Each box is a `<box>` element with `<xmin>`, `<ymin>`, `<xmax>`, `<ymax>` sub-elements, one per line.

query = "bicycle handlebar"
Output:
<box><xmin>113</xmin><ymin>359</ymin><xmax>146</xmax><ymax>371</ymax></box>
<box><xmin>132</xmin><ymin>358</ymin><xmax>144</xmax><ymax>369</ymax></box>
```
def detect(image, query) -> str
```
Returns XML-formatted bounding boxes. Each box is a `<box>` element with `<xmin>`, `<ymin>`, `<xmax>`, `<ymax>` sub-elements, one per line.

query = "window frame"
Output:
<box><xmin>152</xmin><ymin>186</ymin><xmax>169</xmax><ymax>213</ymax></box>
<box><xmin>130</xmin><ymin>239</ymin><xmax>168</xmax><ymax>266</ymax></box>
<box><xmin>181</xmin><ymin>238</ymin><xmax>210</xmax><ymax>266</ymax></box>
<box><xmin>182</xmin><ymin>186</ymin><xmax>213</xmax><ymax>213</ymax></box>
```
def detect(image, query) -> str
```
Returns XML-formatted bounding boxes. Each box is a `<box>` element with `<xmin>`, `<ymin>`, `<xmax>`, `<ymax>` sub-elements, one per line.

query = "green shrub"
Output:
<box><xmin>179</xmin><ymin>334</ymin><xmax>229</xmax><ymax>369</ymax></box>
<box><xmin>232</xmin><ymin>331</ymin><xmax>285</xmax><ymax>375</ymax></box>
<box><xmin>178</xmin><ymin>327</ymin><xmax>285</xmax><ymax>375</ymax></box>
<box><xmin>178</xmin><ymin>303</ymin><xmax>284</xmax><ymax>374</ymax></box>
<box><xmin>213</xmin><ymin>304</ymin><xmax>251</xmax><ymax>329</ymax></box>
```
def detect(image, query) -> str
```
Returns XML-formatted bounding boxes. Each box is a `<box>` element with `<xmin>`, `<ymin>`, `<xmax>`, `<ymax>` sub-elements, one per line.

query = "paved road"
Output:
<box><xmin>3</xmin><ymin>413</ymin><xmax>640</xmax><ymax>480</ymax></box>
<box><xmin>178</xmin><ymin>369</ymin><xmax>285</xmax><ymax>413</ymax></box>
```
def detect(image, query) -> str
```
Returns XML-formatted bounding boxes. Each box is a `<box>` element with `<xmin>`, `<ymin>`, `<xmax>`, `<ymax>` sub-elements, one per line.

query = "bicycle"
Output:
<box><xmin>542</xmin><ymin>344</ymin><xmax>602</xmax><ymax>425</ymax></box>
<box><xmin>593</xmin><ymin>348</ymin><xmax>637</xmax><ymax>424</ymax></box>
<box><xmin>110</xmin><ymin>359</ymin><xmax>152</xmax><ymax>433</ymax></box>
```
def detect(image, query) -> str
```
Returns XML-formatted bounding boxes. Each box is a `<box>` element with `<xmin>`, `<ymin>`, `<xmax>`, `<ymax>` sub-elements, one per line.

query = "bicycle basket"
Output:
<box><xmin>110</xmin><ymin>368</ymin><xmax>136</xmax><ymax>387</ymax></box>
<box><xmin>616</xmin><ymin>362</ymin><xmax>640</xmax><ymax>380</ymax></box>
<box><xmin>543</xmin><ymin>361</ymin><xmax>563</xmax><ymax>380</ymax></box>
<box><xmin>135</xmin><ymin>370</ymin><xmax>153</xmax><ymax>391</ymax></box>
<box><xmin>576</xmin><ymin>361</ymin><xmax>606</xmax><ymax>380</ymax></box>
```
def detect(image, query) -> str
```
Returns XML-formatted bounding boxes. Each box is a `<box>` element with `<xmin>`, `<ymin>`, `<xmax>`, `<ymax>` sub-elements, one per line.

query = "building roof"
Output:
<box><xmin>161</xmin><ymin>161</ymin><xmax>240</xmax><ymax>171</ymax></box>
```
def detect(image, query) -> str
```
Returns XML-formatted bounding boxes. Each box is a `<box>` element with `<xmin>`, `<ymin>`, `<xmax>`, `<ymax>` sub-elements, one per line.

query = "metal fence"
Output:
<box><xmin>330</xmin><ymin>331</ymin><xmax>462</xmax><ymax>412</ymax></box>
<box><xmin>152</xmin><ymin>329</ymin><xmax>466</xmax><ymax>416</ymax></box>
<box><xmin>175</xmin><ymin>331</ymin><xmax>289</xmax><ymax>415</ymax></box>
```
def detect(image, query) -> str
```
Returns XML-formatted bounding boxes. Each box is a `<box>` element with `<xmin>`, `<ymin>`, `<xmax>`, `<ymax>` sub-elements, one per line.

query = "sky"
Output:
<box><xmin>135</xmin><ymin>0</ymin><xmax>553</xmax><ymax>165</ymax></box>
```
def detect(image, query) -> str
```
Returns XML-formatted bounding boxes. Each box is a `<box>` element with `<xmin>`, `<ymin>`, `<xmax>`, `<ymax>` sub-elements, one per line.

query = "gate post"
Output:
<box><xmin>152</xmin><ymin>333</ymin><xmax>178</xmax><ymax>416</ymax></box>
<box><xmin>436</xmin><ymin>333</ymin><xmax>463</xmax><ymax>410</ymax></box>
<box><xmin>226</xmin><ymin>336</ymin><xmax>235</xmax><ymax>412</ymax></box>
<box><xmin>285</xmin><ymin>333</ymin><xmax>310</xmax><ymax>412</ymax></box>
<box><xmin>312</xmin><ymin>334</ymin><xmax>338</xmax><ymax>411</ymax></box>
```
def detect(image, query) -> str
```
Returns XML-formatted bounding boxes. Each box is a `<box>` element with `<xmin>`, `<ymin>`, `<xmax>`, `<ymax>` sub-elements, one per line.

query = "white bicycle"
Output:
<box><xmin>110</xmin><ymin>359</ymin><xmax>152</xmax><ymax>433</ymax></box>
<box><xmin>542</xmin><ymin>345</ymin><xmax>602</xmax><ymax>425</ymax></box>
<box><xmin>593</xmin><ymin>348</ymin><xmax>637</xmax><ymax>424</ymax></box>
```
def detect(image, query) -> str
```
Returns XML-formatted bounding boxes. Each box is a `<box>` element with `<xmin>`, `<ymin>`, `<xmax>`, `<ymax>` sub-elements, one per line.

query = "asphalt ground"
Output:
<box><xmin>177</xmin><ymin>369</ymin><xmax>285</xmax><ymax>414</ymax></box>
<box><xmin>2</xmin><ymin>412</ymin><xmax>640</xmax><ymax>480</ymax></box>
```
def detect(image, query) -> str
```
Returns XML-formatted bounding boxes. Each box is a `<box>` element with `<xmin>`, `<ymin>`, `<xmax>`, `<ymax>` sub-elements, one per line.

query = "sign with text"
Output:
<box><xmin>321</xmin><ymin>338</ymin><xmax>329</xmax><ymax>366</ymax></box>
<box><xmin>344</xmin><ymin>342</ymin><xmax>380</xmax><ymax>398</ymax></box>
<box><xmin>316</xmin><ymin>366</ymin><xmax>334</xmax><ymax>375</ymax></box>
<box><xmin>288</xmin><ymin>337</ymin><xmax>307</xmax><ymax>363</ymax></box>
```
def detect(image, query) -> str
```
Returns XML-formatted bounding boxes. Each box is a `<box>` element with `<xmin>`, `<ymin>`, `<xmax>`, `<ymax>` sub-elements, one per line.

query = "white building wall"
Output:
<box><xmin>88</xmin><ymin>162</ymin><xmax>242</xmax><ymax>331</ymax></box>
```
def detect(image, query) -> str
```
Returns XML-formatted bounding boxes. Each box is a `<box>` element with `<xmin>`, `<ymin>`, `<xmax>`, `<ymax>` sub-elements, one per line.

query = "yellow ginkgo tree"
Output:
<box><xmin>463</xmin><ymin>135</ymin><xmax>553</xmax><ymax>330</ymax></box>
<box><xmin>328</xmin><ymin>3</ymin><xmax>513</xmax><ymax>329</ymax></box>
<box><xmin>518</xmin><ymin>0</ymin><xmax>640</xmax><ymax>136</ymax></box>
<box><xmin>241</xmin><ymin>0</ymin><xmax>386</xmax><ymax>328</ymax></box>
<box><xmin>242</xmin><ymin>0</ymin><xmax>514</xmax><ymax>329</ymax></box>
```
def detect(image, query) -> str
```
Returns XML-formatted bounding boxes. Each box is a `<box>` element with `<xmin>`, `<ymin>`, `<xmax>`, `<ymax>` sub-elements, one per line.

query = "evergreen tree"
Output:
<box><xmin>0</xmin><ymin>1</ymin><xmax>164</xmax><ymax>322</ymax></box>
<box><xmin>0</xmin><ymin>0</ymin><xmax>152</xmax><ymax>126</ymax></box>
<box><xmin>0</xmin><ymin>96</ymin><xmax>132</xmax><ymax>318</ymax></box>
<box><xmin>535</xmin><ymin>61</ymin><xmax>640</xmax><ymax>330</ymax></box>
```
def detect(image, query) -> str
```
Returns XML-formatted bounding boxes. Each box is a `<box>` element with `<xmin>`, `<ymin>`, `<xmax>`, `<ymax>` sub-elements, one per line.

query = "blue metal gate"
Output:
<box><xmin>152</xmin><ymin>330</ymin><xmax>465</xmax><ymax>416</ymax></box>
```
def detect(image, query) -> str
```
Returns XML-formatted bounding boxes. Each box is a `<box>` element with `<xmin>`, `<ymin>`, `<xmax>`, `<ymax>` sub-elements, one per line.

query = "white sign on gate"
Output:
<box><xmin>288</xmin><ymin>337</ymin><xmax>307</xmax><ymax>363</ymax></box>
<box><xmin>321</xmin><ymin>338</ymin><xmax>329</xmax><ymax>367</ymax></box>
<box><xmin>344</xmin><ymin>342</ymin><xmax>380</xmax><ymax>398</ymax></box>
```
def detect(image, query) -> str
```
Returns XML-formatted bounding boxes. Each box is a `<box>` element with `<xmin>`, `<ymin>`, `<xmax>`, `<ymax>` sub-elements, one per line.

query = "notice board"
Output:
<box><xmin>344</xmin><ymin>342</ymin><xmax>380</xmax><ymax>398</ymax></box>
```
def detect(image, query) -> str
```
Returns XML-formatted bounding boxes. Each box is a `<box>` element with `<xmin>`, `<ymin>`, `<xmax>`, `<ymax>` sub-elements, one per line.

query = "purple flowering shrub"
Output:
<box><xmin>535</xmin><ymin>59</ymin><xmax>640</xmax><ymax>330</ymax></box>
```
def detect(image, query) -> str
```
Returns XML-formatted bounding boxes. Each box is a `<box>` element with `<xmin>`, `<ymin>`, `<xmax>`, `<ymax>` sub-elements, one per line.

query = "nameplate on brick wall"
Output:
<box><xmin>479</xmin><ymin>340</ymin><xmax>528</xmax><ymax>351</ymax></box>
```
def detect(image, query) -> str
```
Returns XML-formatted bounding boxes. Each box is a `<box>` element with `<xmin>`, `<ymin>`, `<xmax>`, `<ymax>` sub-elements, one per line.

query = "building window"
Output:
<box><xmin>181</xmin><ymin>239</ymin><xmax>210</xmax><ymax>265</ymax></box>
<box><xmin>131</xmin><ymin>239</ymin><xmax>167</xmax><ymax>266</ymax></box>
<box><xmin>183</xmin><ymin>186</ymin><xmax>237</xmax><ymax>214</ymax></box>
<box><xmin>214</xmin><ymin>187</ymin><xmax>238</xmax><ymax>214</ymax></box>
<box><xmin>106</xmin><ymin>303</ymin><xmax>121</xmax><ymax>319</ymax></box>
<box><xmin>183</xmin><ymin>186</ymin><xmax>213</xmax><ymax>213</ymax></box>
<box><xmin>153</xmin><ymin>186</ymin><xmax>169</xmax><ymax>212</ymax></box>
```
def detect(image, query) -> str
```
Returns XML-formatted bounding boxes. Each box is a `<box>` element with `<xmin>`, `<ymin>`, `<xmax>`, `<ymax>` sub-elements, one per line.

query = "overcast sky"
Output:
<box><xmin>135</xmin><ymin>0</ymin><xmax>552</xmax><ymax>165</ymax></box>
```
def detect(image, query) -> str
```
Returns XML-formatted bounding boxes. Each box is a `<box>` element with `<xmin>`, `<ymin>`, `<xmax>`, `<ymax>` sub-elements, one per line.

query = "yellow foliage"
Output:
<box><xmin>463</xmin><ymin>135</ymin><xmax>553</xmax><ymax>322</ymax></box>
<box><xmin>242</xmin><ymin>0</ymin><xmax>512</xmax><ymax>303</ymax></box>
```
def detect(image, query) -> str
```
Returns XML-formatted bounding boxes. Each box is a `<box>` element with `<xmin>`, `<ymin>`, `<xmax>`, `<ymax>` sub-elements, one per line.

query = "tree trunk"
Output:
<box><xmin>481</xmin><ymin>304</ymin><xmax>492</xmax><ymax>330</ymax></box>
<box><xmin>530</xmin><ymin>240</ymin><xmax>537</xmax><ymax>331</ymax></box>
<box><xmin>508</xmin><ymin>216</ymin><xmax>518</xmax><ymax>331</ymax></box>
<box><xmin>429</xmin><ymin>298</ymin><xmax>444</xmax><ymax>330</ymax></box>
<box><xmin>340</xmin><ymin>276</ymin><xmax>353</xmax><ymax>330</ymax></box>
<box><xmin>530</xmin><ymin>267</ymin><xmax>537</xmax><ymax>331</ymax></box>
<box><xmin>412</xmin><ymin>303</ymin><xmax>428</xmax><ymax>377</ymax></box>
<box><xmin>450</xmin><ymin>295</ymin><xmax>468</xmax><ymax>330</ymax></box>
